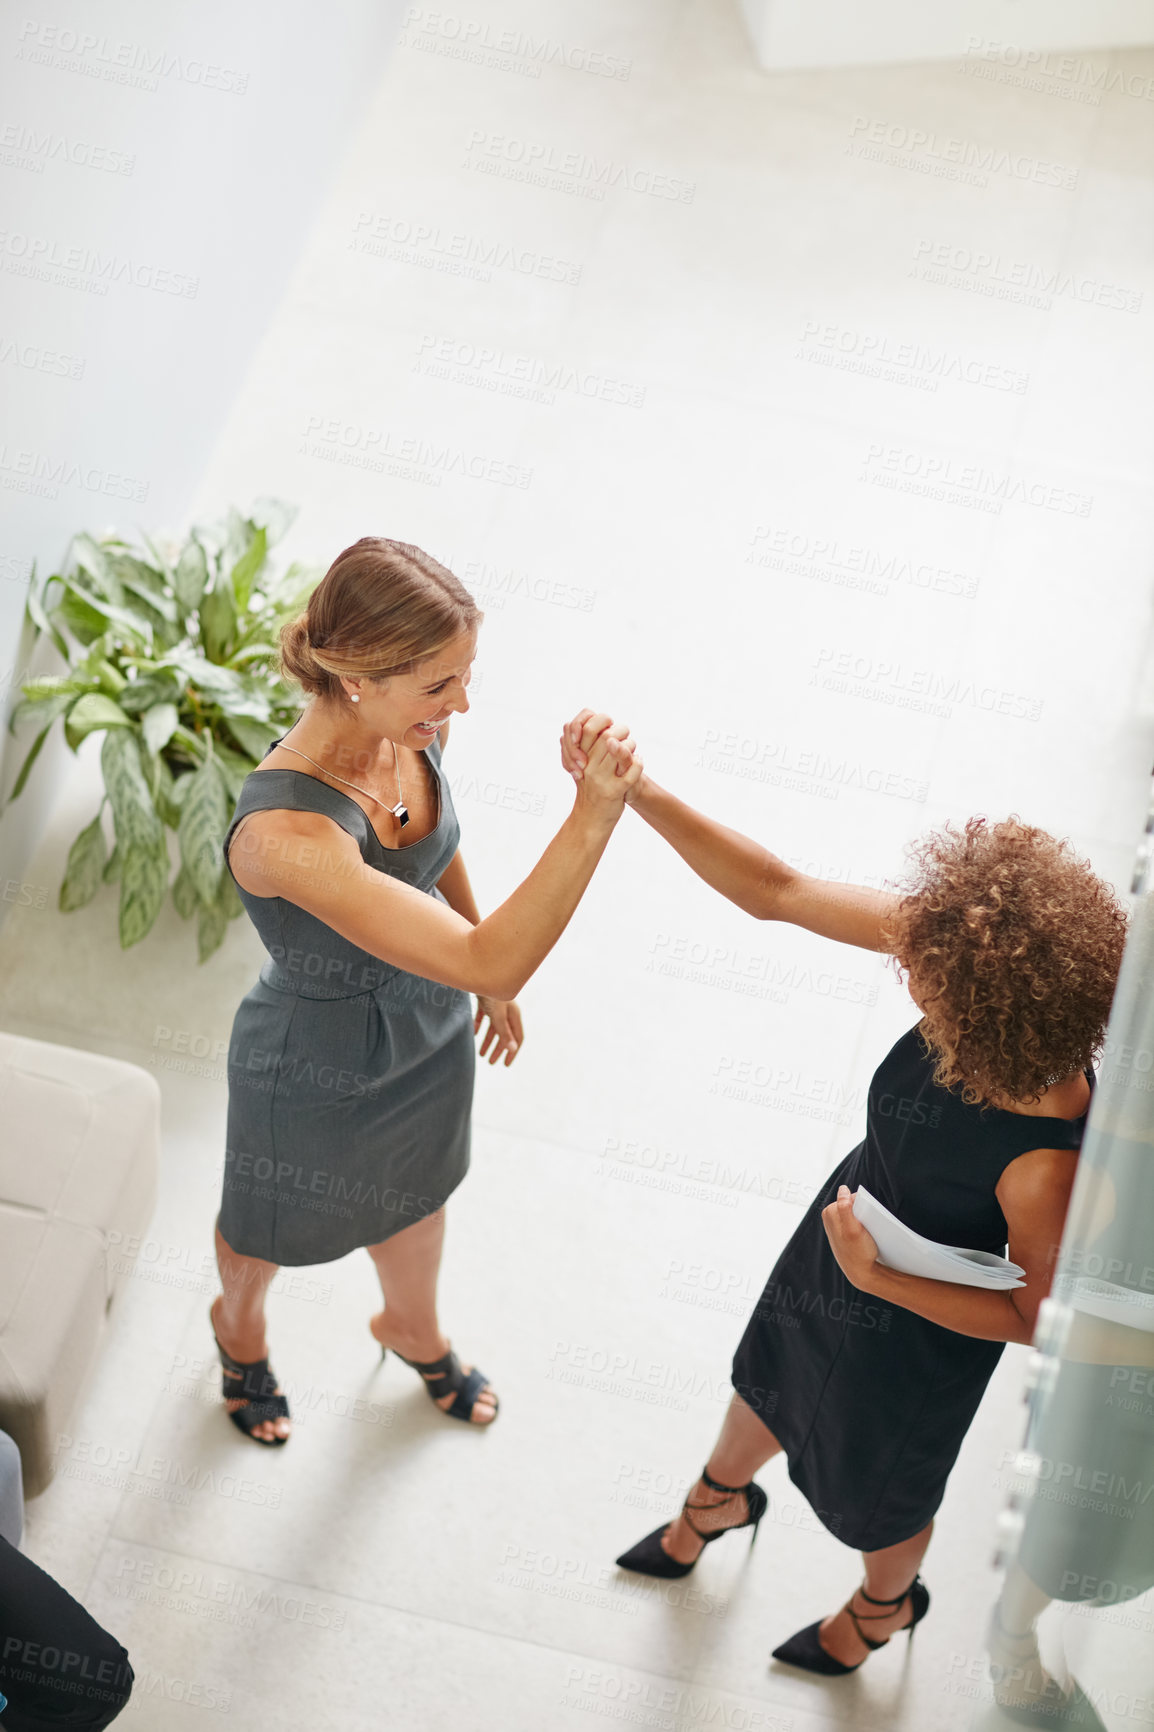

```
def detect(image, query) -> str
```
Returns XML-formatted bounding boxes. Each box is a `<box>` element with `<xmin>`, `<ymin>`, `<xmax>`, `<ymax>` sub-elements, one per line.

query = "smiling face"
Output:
<box><xmin>343</xmin><ymin>627</ymin><xmax>476</xmax><ymax>749</ymax></box>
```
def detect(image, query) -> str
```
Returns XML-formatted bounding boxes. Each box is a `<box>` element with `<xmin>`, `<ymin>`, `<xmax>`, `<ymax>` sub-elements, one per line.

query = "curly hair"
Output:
<box><xmin>881</xmin><ymin>816</ymin><xmax>1128</xmax><ymax>1108</ymax></box>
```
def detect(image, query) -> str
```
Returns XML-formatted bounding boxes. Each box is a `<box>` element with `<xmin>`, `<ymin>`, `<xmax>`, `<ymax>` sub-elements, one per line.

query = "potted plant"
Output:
<box><xmin>5</xmin><ymin>500</ymin><xmax>320</xmax><ymax>960</ymax></box>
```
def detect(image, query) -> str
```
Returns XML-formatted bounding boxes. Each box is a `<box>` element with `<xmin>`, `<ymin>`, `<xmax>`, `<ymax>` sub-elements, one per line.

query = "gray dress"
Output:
<box><xmin>217</xmin><ymin>733</ymin><xmax>475</xmax><ymax>1265</ymax></box>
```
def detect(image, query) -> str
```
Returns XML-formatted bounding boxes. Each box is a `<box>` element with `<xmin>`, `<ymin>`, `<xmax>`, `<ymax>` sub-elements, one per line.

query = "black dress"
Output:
<box><xmin>731</xmin><ymin>1021</ymin><xmax>1093</xmax><ymax>1552</ymax></box>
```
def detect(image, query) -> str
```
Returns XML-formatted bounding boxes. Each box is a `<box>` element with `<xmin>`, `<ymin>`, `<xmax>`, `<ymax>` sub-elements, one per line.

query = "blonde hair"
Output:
<box><xmin>280</xmin><ymin>537</ymin><xmax>481</xmax><ymax>705</ymax></box>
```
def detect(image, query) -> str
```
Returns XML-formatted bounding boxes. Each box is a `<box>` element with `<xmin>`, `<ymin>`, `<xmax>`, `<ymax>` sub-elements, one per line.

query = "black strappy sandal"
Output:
<box><xmin>375</xmin><ymin>1332</ymin><xmax>498</xmax><ymax>1425</ymax></box>
<box><xmin>209</xmin><ymin>1303</ymin><xmax>291</xmax><ymax>1447</ymax></box>
<box><xmin>773</xmin><ymin>1575</ymin><xmax>930</xmax><ymax>1673</ymax></box>
<box><xmin>615</xmin><ymin>1467</ymin><xmax>769</xmax><ymax>1578</ymax></box>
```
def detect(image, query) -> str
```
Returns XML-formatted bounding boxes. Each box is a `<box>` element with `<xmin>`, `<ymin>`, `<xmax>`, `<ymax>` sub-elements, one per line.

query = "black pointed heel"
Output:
<box><xmin>615</xmin><ymin>1467</ymin><xmax>769</xmax><ymax>1579</ymax></box>
<box><xmin>208</xmin><ymin>1303</ymin><xmax>291</xmax><ymax>1447</ymax></box>
<box><xmin>772</xmin><ymin>1574</ymin><xmax>930</xmax><ymax>1674</ymax></box>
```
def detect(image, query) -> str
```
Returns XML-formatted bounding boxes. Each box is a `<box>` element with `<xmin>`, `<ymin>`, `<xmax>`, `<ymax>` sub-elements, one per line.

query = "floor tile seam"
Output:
<box><xmin>80</xmin><ymin>1528</ymin><xmax>727</xmax><ymax>1680</ymax></box>
<box><xmin>59</xmin><ymin>1287</ymin><xmax>206</xmax><ymax>1605</ymax></box>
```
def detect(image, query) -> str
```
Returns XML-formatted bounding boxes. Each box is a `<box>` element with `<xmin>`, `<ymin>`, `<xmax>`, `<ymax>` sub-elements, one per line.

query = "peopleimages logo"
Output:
<box><xmin>911</xmin><ymin>238</ymin><xmax>1142</xmax><ymax>314</ymax></box>
<box><xmin>0</xmin><ymin>230</ymin><xmax>199</xmax><ymax>298</ymax></box>
<box><xmin>847</xmin><ymin>115</ymin><xmax>1077</xmax><ymax>187</ymax></box>
<box><xmin>0</xmin><ymin>123</ymin><xmax>135</xmax><ymax>175</ymax></box>
<box><xmin>463</xmin><ymin>130</ymin><xmax>696</xmax><ymax>202</ymax></box>
<box><xmin>15</xmin><ymin>21</ymin><xmax>249</xmax><ymax>93</ymax></box>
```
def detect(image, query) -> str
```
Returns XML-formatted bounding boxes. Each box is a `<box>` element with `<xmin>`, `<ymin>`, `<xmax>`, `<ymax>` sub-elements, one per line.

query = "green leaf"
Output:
<box><xmin>24</xmin><ymin>570</ymin><xmax>49</xmax><ymax>636</ymax></box>
<box><xmin>178</xmin><ymin>757</ymin><xmax>229</xmax><ymax>906</ymax></box>
<box><xmin>108</xmin><ymin>554</ymin><xmax>168</xmax><ymax>598</ymax></box>
<box><xmin>103</xmin><ymin>842</ymin><xmax>121</xmax><ymax>883</ymax></box>
<box><xmin>194</xmin><ymin>858</ymin><xmax>243</xmax><ymax>958</ymax></box>
<box><xmin>267</xmin><ymin>560</ymin><xmax>320</xmax><ymax>611</ymax></box>
<box><xmin>93</xmin><ymin>659</ymin><xmax>128</xmax><ymax>697</ymax></box>
<box><xmin>101</xmin><ymin>729</ymin><xmax>164</xmax><ymax>851</ymax></box>
<box><xmin>52</xmin><ymin>587</ymin><xmax>110</xmax><ymax>647</ymax></box>
<box><xmin>173</xmin><ymin>539</ymin><xmax>209</xmax><ymax>615</ymax></box>
<box><xmin>171</xmin><ymin>863</ymin><xmax>198</xmax><ymax>919</ymax></box>
<box><xmin>57</xmin><ymin>577</ymin><xmax>152</xmax><ymax>649</ymax></box>
<box><xmin>158</xmin><ymin>652</ymin><xmax>269</xmax><ymax>717</ymax></box>
<box><xmin>119</xmin><ymin>840</ymin><xmax>169</xmax><ymax>948</ymax></box>
<box><xmin>142</xmin><ymin>701</ymin><xmax>179</xmax><ymax>756</ymax></box>
<box><xmin>199</xmin><ymin>578</ymin><xmax>237</xmax><ymax>664</ymax></box>
<box><xmin>23</xmin><ymin>572</ymin><xmax>70</xmax><ymax>660</ymax></box>
<box><xmin>158</xmin><ymin>648</ymin><xmax>231</xmax><ymax>691</ymax></box>
<box><xmin>224</xmin><ymin>714</ymin><xmax>277</xmax><ymax>761</ymax></box>
<box><xmin>115</xmin><ymin>572</ymin><xmax>178</xmax><ymax>626</ymax></box>
<box><xmin>141</xmin><ymin>535</ymin><xmax>176</xmax><ymax>583</ymax></box>
<box><xmin>59</xmin><ymin>813</ymin><xmax>107</xmax><ymax>912</ymax></box>
<box><xmin>152</xmin><ymin>752</ymin><xmax>179</xmax><ymax>827</ymax></box>
<box><xmin>119</xmin><ymin>673</ymin><xmax>183</xmax><ymax>715</ymax></box>
<box><xmin>63</xmin><ymin>693</ymin><xmax>133</xmax><ymax>751</ymax></box>
<box><xmin>220</xmin><ymin>866</ymin><xmax>245</xmax><ymax>920</ymax></box>
<box><xmin>70</xmin><ymin>533</ymin><xmax>115</xmax><ymax>595</ymax></box>
<box><xmin>229</xmin><ymin>641</ymin><xmax>282</xmax><ymax>666</ymax></box>
<box><xmin>6</xmin><ymin>725</ymin><xmax>52</xmax><ymax>804</ymax></box>
<box><xmin>212</xmin><ymin>742</ymin><xmax>255</xmax><ymax>802</ymax></box>
<box><xmin>250</xmin><ymin>497</ymin><xmax>298</xmax><ymax>549</ymax></box>
<box><xmin>222</xmin><ymin>506</ymin><xmax>251</xmax><ymax>568</ymax></box>
<box><xmin>228</xmin><ymin>526</ymin><xmax>267</xmax><ymax>613</ymax></box>
<box><xmin>197</xmin><ymin>892</ymin><xmax>228</xmax><ymax>962</ymax></box>
<box><xmin>167</xmin><ymin>768</ymin><xmax>196</xmax><ymax>810</ymax></box>
<box><xmin>9</xmin><ymin>688</ymin><xmax>83</xmax><ymax>738</ymax></box>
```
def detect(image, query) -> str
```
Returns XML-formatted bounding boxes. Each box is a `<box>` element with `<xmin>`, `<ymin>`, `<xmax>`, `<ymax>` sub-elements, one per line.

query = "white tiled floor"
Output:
<box><xmin>3</xmin><ymin>3</ymin><xmax>1154</xmax><ymax>1727</ymax></box>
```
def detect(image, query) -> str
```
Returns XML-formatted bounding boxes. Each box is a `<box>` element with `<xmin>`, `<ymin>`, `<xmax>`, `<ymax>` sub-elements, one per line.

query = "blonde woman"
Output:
<box><xmin>210</xmin><ymin>539</ymin><xmax>639</xmax><ymax>1442</ymax></box>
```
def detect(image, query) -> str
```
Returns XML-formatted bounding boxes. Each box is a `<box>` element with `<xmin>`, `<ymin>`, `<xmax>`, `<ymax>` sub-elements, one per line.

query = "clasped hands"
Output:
<box><xmin>560</xmin><ymin>708</ymin><xmax>645</xmax><ymax>804</ymax></box>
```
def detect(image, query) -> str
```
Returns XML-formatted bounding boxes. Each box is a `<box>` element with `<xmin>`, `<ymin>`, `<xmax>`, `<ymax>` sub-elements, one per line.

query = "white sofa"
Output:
<box><xmin>0</xmin><ymin>1032</ymin><xmax>159</xmax><ymax>1497</ymax></box>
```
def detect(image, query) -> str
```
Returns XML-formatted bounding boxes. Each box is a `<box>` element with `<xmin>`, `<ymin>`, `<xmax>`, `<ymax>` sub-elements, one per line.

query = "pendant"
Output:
<box><xmin>391</xmin><ymin>802</ymin><xmax>410</xmax><ymax>829</ymax></box>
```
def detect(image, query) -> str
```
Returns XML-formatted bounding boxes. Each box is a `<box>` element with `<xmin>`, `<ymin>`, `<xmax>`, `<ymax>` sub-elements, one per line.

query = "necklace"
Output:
<box><xmin>275</xmin><ymin>739</ymin><xmax>409</xmax><ymax>827</ymax></box>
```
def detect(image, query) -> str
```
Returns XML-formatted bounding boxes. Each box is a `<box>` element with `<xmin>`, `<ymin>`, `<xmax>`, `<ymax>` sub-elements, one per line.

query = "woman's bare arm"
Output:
<box><xmin>436</xmin><ymin>850</ymin><xmax>481</xmax><ymax>926</ymax></box>
<box><xmin>434</xmin><ymin>720</ymin><xmax>482</xmax><ymax>926</ymax></box>
<box><xmin>562</xmin><ymin>716</ymin><xmax>898</xmax><ymax>952</ymax></box>
<box><xmin>822</xmin><ymin>1147</ymin><xmax>1079</xmax><ymax>1345</ymax></box>
<box><xmin>228</xmin><ymin>724</ymin><xmax>638</xmax><ymax>1001</ymax></box>
<box><xmin>630</xmin><ymin>778</ymin><xmax>899</xmax><ymax>950</ymax></box>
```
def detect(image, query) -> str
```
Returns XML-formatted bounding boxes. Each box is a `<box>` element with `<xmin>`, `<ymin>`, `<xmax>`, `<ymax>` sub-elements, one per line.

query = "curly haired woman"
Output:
<box><xmin>563</xmin><ymin>712</ymin><xmax>1127</xmax><ymax>1682</ymax></box>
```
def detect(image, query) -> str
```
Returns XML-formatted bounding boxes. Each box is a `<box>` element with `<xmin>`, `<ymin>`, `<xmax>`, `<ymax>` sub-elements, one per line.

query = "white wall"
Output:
<box><xmin>737</xmin><ymin>0</ymin><xmax>1154</xmax><ymax>70</ymax></box>
<box><xmin>0</xmin><ymin>0</ymin><xmax>404</xmax><ymax>904</ymax></box>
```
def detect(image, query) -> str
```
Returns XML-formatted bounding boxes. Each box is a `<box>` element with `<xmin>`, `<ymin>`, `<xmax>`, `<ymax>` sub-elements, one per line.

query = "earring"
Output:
<box><xmin>350</xmin><ymin>693</ymin><xmax>360</xmax><ymax>703</ymax></box>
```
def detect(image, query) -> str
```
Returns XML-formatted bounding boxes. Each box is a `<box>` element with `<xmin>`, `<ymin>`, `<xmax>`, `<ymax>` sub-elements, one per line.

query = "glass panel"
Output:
<box><xmin>976</xmin><ymin>871</ymin><xmax>1154</xmax><ymax>1730</ymax></box>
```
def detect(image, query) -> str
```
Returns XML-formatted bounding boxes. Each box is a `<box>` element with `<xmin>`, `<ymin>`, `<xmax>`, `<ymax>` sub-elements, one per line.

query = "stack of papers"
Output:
<box><xmin>852</xmin><ymin>1184</ymin><xmax>1026</xmax><ymax>1290</ymax></box>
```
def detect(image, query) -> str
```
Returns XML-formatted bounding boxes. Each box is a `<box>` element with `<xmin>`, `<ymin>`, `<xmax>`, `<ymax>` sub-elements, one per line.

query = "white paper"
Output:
<box><xmin>852</xmin><ymin>1184</ymin><xmax>1026</xmax><ymax>1290</ymax></box>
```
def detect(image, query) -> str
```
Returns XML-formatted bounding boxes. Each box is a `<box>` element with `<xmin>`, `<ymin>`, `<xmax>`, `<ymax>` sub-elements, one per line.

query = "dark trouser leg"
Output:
<box><xmin>0</xmin><ymin>1534</ymin><xmax>133</xmax><ymax>1728</ymax></box>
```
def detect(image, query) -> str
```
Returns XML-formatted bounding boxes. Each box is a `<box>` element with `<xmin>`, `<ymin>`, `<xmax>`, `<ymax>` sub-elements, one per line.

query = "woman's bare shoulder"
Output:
<box><xmin>228</xmin><ymin>804</ymin><xmax>362</xmax><ymax>899</ymax></box>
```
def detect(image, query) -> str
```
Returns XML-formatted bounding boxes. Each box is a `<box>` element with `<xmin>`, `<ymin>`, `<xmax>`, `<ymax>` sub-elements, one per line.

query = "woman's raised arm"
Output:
<box><xmin>563</xmin><ymin>714</ymin><xmax>897</xmax><ymax>953</ymax></box>
<box><xmin>229</xmin><ymin>718</ymin><xmax>640</xmax><ymax>1001</ymax></box>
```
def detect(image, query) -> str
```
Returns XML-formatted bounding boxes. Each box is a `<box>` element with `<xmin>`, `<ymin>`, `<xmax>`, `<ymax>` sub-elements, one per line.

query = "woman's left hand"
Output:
<box><xmin>561</xmin><ymin>710</ymin><xmax>647</xmax><ymax>807</ymax></box>
<box><xmin>474</xmin><ymin>997</ymin><xmax>524</xmax><ymax>1066</ymax></box>
<box><xmin>822</xmin><ymin>1185</ymin><xmax>881</xmax><ymax>1291</ymax></box>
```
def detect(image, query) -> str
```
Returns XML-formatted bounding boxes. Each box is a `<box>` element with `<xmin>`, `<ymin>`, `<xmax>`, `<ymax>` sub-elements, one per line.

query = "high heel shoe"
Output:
<box><xmin>372</xmin><ymin>1319</ymin><xmax>498</xmax><ymax>1425</ymax></box>
<box><xmin>772</xmin><ymin>1575</ymin><xmax>930</xmax><ymax>1674</ymax></box>
<box><xmin>209</xmin><ymin>1300</ymin><xmax>291</xmax><ymax>1447</ymax></box>
<box><xmin>615</xmin><ymin>1467</ymin><xmax>769</xmax><ymax>1579</ymax></box>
